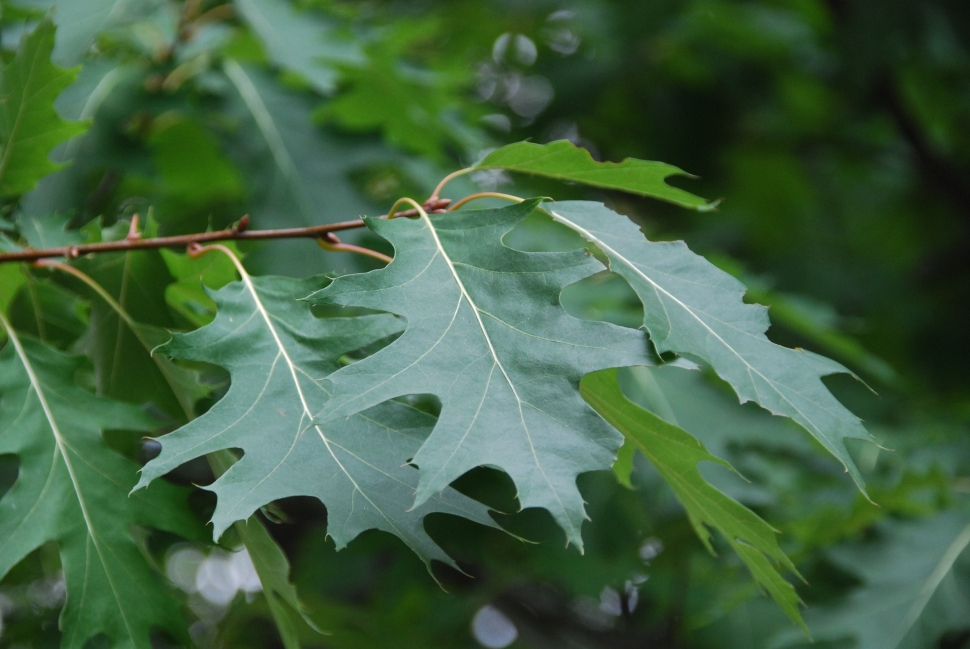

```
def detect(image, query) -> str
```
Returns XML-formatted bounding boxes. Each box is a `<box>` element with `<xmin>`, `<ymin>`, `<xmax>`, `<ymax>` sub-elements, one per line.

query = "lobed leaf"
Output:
<box><xmin>581</xmin><ymin>368</ymin><xmax>805</xmax><ymax>631</ymax></box>
<box><xmin>208</xmin><ymin>451</ymin><xmax>324</xmax><ymax>647</ymax></box>
<box><xmin>772</xmin><ymin>512</ymin><xmax>970</xmax><ymax>649</ymax></box>
<box><xmin>475</xmin><ymin>140</ymin><xmax>714</xmax><ymax>210</ymax></box>
<box><xmin>0</xmin><ymin>18</ymin><xmax>87</xmax><ymax>196</ymax></box>
<box><xmin>0</xmin><ymin>323</ymin><xmax>201</xmax><ymax>649</ymax></box>
<box><xmin>306</xmin><ymin>200</ymin><xmax>655</xmax><ymax>549</ymax></box>
<box><xmin>546</xmin><ymin>201</ymin><xmax>873</xmax><ymax>490</ymax></box>
<box><xmin>66</xmin><ymin>245</ymin><xmax>319</xmax><ymax>646</ymax></box>
<box><xmin>137</xmin><ymin>272</ymin><xmax>498</xmax><ymax>569</ymax></box>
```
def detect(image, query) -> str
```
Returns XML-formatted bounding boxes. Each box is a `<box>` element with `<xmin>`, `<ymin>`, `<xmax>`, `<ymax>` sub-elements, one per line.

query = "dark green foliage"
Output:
<box><xmin>0</xmin><ymin>1</ymin><xmax>967</xmax><ymax>648</ymax></box>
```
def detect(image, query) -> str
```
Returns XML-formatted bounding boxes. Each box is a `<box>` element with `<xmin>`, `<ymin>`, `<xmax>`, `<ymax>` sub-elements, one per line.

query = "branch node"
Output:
<box><xmin>424</xmin><ymin>197</ymin><xmax>452</xmax><ymax>213</ymax></box>
<box><xmin>235</xmin><ymin>214</ymin><xmax>250</xmax><ymax>233</ymax></box>
<box><xmin>126</xmin><ymin>215</ymin><xmax>141</xmax><ymax>241</ymax></box>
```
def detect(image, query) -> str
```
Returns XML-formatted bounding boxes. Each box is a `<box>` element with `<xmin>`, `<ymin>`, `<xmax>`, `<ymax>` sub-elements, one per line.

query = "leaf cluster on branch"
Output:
<box><xmin>6</xmin><ymin>4</ymin><xmax>963</xmax><ymax>648</ymax></box>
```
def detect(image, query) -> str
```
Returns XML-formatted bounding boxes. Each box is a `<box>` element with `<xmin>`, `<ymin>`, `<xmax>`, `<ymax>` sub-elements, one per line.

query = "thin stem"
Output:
<box><xmin>0</xmin><ymin>200</ymin><xmax>451</xmax><ymax>265</ymax></box>
<box><xmin>388</xmin><ymin>197</ymin><xmax>427</xmax><ymax>219</ymax></box>
<box><xmin>187</xmin><ymin>242</ymin><xmax>248</xmax><ymax>276</ymax></box>
<box><xmin>447</xmin><ymin>192</ymin><xmax>524</xmax><ymax>211</ymax></box>
<box><xmin>386</xmin><ymin>197</ymin><xmax>420</xmax><ymax>220</ymax></box>
<box><xmin>428</xmin><ymin>167</ymin><xmax>474</xmax><ymax>202</ymax></box>
<box><xmin>317</xmin><ymin>234</ymin><xmax>392</xmax><ymax>264</ymax></box>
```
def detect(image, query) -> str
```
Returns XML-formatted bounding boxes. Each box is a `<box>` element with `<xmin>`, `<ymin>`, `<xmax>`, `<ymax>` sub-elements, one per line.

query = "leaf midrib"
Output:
<box><xmin>888</xmin><ymin>522</ymin><xmax>970</xmax><ymax>648</ymax></box>
<box><xmin>223</xmin><ymin>59</ymin><xmax>314</xmax><ymax>218</ymax></box>
<box><xmin>0</xmin><ymin>28</ymin><xmax>47</xmax><ymax>185</ymax></box>
<box><xmin>230</xmin><ymin>267</ymin><xmax>415</xmax><ymax>543</ymax></box>
<box><xmin>0</xmin><ymin>316</ymin><xmax>139</xmax><ymax>644</ymax></box>
<box><xmin>417</xmin><ymin>212</ymin><xmax>570</xmax><ymax>527</ymax></box>
<box><xmin>548</xmin><ymin>209</ymin><xmax>829</xmax><ymax>446</ymax></box>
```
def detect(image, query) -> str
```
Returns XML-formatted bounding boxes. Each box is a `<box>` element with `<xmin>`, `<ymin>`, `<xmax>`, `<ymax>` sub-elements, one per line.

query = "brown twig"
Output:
<box><xmin>447</xmin><ymin>192</ymin><xmax>523</xmax><ymax>211</ymax></box>
<box><xmin>428</xmin><ymin>168</ymin><xmax>474</xmax><ymax>203</ymax></box>
<box><xmin>0</xmin><ymin>199</ymin><xmax>450</xmax><ymax>264</ymax></box>
<box><xmin>317</xmin><ymin>233</ymin><xmax>393</xmax><ymax>264</ymax></box>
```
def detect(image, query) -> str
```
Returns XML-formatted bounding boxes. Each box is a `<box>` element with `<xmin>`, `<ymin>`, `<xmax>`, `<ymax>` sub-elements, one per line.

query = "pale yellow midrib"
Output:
<box><xmin>227</xmin><ymin>262</ymin><xmax>413</xmax><ymax>543</ymax></box>
<box><xmin>0</xmin><ymin>312</ymin><xmax>139</xmax><ymax>642</ymax></box>
<box><xmin>417</xmin><ymin>212</ymin><xmax>571</xmax><ymax>529</ymax></box>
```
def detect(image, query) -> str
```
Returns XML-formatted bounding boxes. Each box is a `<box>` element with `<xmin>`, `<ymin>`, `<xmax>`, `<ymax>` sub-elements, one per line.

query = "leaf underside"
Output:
<box><xmin>137</xmin><ymin>274</ymin><xmax>498</xmax><ymax>570</ymax></box>
<box><xmin>546</xmin><ymin>201</ymin><xmax>872</xmax><ymax>490</ymax></box>
<box><xmin>774</xmin><ymin>512</ymin><xmax>970</xmax><ymax>649</ymax></box>
<box><xmin>0</xmin><ymin>334</ymin><xmax>200</xmax><ymax>649</ymax></box>
<box><xmin>307</xmin><ymin>200</ymin><xmax>655</xmax><ymax>549</ymax></box>
<box><xmin>581</xmin><ymin>368</ymin><xmax>805</xmax><ymax>631</ymax></box>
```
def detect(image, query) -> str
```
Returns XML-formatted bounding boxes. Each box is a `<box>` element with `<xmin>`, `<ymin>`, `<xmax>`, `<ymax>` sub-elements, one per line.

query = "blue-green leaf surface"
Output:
<box><xmin>0</xmin><ymin>323</ymin><xmax>200</xmax><ymax>649</ymax></box>
<box><xmin>773</xmin><ymin>512</ymin><xmax>970</xmax><ymax>649</ymax></box>
<box><xmin>306</xmin><ymin>201</ymin><xmax>654</xmax><ymax>549</ymax></box>
<box><xmin>546</xmin><ymin>201</ymin><xmax>872</xmax><ymax>490</ymax></box>
<box><xmin>234</xmin><ymin>0</ymin><xmax>363</xmax><ymax>95</ymax></box>
<box><xmin>137</xmin><ymin>273</ymin><xmax>498</xmax><ymax>569</ymax></box>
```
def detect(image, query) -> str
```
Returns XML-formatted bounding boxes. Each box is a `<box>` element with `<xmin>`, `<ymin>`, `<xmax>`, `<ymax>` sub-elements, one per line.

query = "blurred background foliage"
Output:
<box><xmin>1</xmin><ymin>0</ymin><xmax>969</xmax><ymax>647</ymax></box>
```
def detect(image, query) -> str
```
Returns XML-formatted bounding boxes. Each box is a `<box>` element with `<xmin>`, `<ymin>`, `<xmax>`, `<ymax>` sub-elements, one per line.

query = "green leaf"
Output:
<box><xmin>16</xmin><ymin>211</ymin><xmax>84</xmax><ymax>248</ymax></box>
<box><xmin>161</xmin><ymin>244</ymin><xmax>241</xmax><ymax>328</ymax></box>
<box><xmin>148</xmin><ymin>115</ymin><xmax>244</xmax><ymax>205</ymax></box>
<box><xmin>11</xmin><ymin>274</ymin><xmax>90</xmax><ymax>346</ymax></box>
<box><xmin>21</xmin><ymin>0</ymin><xmax>155</xmax><ymax>65</ymax></box>
<box><xmin>580</xmin><ymin>368</ymin><xmax>805</xmax><ymax>630</ymax></box>
<box><xmin>234</xmin><ymin>0</ymin><xmax>363</xmax><ymax>95</ymax></box>
<box><xmin>77</xmin><ymin>288</ymin><xmax>209</xmax><ymax>422</ymax></box>
<box><xmin>306</xmin><ymin>201</ymin><xmax>654</xmax><ymax>548</ymax></box>
<box><xmin>208</xmin><ymin>451</ymin><xmax>324</xmax><ymax>648</ymax></box>
<box><xmin>0</xmin><ymin>17</ymin><xmax>87</xmax><ymax>196</ymax></box>
<box><xmin>0</xmin><ymin>321</ymin><xmax>201</xmax><ymax>649</ymax></box>
<box><xmin>0</xmin><ymin>264</ymin><xmax>25</xmax><ymax>318</ymax></box>
<box><xmin>546</xmin><ymin>201</ymin><xmax>873</xmax><ymax>490</ymax></box>
<box><xmin>62</xmin><ymin>250</ymin><xmax>317</xmax><ymax>646</ymax></box>
<box><xmin>314</xmin><ymin>21</ymin><xmax>476</xmax><ymax>160</ymax></box>
<box><xmin>475</xmin><ymin>140</ymin><xmax>714</xmax><ymax>210</ymax></box>
<box><xmin>773</xmin><ymin>512</ymin><xmax>970</xmax><ymax>649</ymax></box>
<box><xmin>137</xmin><ymin>271</ymin><xmax>499</xmax><ymax>569</ymax></box>
<box><xmin>221</xmin><ymin>61</ymin><xmax>390</xmax><ymax>274</ymax></box>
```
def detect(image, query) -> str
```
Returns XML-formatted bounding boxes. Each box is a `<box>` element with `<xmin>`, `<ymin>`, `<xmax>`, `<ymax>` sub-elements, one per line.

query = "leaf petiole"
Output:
<box><xmin>447</xmin><ymin>192</ymin><xmax>525</xmax><ymax>211</ymax></box>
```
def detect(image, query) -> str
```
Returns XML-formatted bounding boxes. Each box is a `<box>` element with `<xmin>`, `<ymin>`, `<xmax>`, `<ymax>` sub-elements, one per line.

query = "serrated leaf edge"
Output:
<box><xmin>547</xmin><ymin>205</ymin><xmax>870</xmax><ymax>492</ymax></box>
